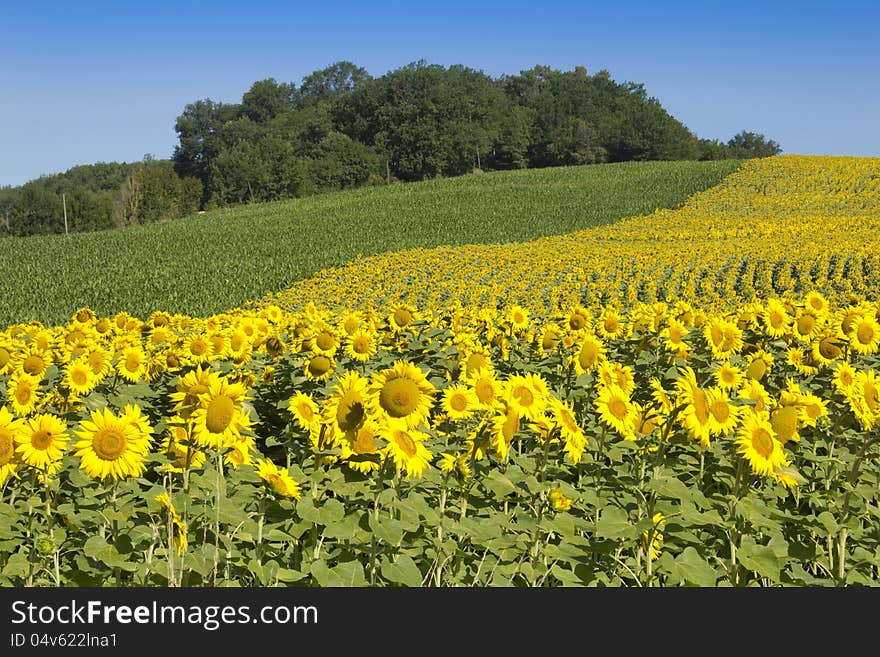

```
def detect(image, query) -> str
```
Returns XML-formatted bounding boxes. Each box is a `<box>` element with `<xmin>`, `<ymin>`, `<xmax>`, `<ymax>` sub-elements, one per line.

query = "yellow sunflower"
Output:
<box><xmin>115</xmin><ymin>345</ymin><xmax>147</xmax><ymax>383</ymax></box>
<box><xmin>847</xmin><ymin>314</ymin><xmax>880</xmax><ymax>355</ymax></box>
<box><xmin>189</xmin><ymin>377</ymin><xmax>250</xmax><ymax>449</ymax></box>
<box><xmin>14</xmin><ymin>413</ymin><xmax>68</xmax><ymax>474</ymax></box>
<box><xmin>381</xmin><ymin>425</ymin><xmax>432</xmax><ymax>478</ymax></box>
<box><xmin>289</xmin><ymin>391</ymin><xmax>321</xmax><ymax>432</ymax></box>
<box><xmin>468</xmin><ymin>367</ymin><xmax>501</xmax><ymax>410</ymax></box>
<box><xmin>7</xmin><ymin>374</ymin><xmax>41</xmax><ymax>416</ymax></box>
<box><xmin>72</xmin><ymin>407</ymin><xmax>150</xmax><ymax>480</ymax></box>
<box><xmin>304</xmin><ymin>353</ymin><xmax>335</xmax><ymax>382</ymax></box>
<box><xmin>368</xmin><ymin>360</ymin><xmax>436</xmax><ymax>429</ymax></box>
<box><xmin>0</xmin><ymin>406</ymin><xmax>23</xmax><ymax>485</ymax></box>
<box><xmin>254</xmin><ymin>458</ymin><xmax>302</xmax><ymax>498</ymax></box>
<box><xmin>736</xmin><ymin>412</ymin><xmax>788</xmax><ymax>477</ymax></box>
<box><xmin>503</xmin><ymin>372</ymin><xmax>549</xmax><ymax>422</ymax></box>
<box><xmin>595</xmin><ymin>384</ymin><xmax>635</xmax><ymax>439</ymax></box>
<box><xmin>345</xmin><ymin>329</ymin><xmax>378</xmax><ymax>363</ymax></box>
<box><xmin>441</xmin><ymin>384</ymin><xmax>478</xmax><ymax>421</ymax></box>
<box><xmin>322</xmin><ymin>371</ymin><xmax>370</xmax><ymax>446</ymax></box>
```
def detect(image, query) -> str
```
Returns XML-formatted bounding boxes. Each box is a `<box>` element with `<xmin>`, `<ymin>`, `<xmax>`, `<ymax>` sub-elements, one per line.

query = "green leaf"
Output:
<box><xmin>816</xmin><ymin>511</ymin><xmax>838</xmax><ymax>535</ymax></box>
<box><xmin>737</xmin><ymin>537</ymin><xmax>782</xmax><ymax>582</ymax></box>
<box><xmin>310</xmin><ymin>559</ymin><xmax>367</xmax><ymax>587</ymax></box>
<box><xmin>673</xmin><ymin>547</ymin><xmax>718</xmax><ymax>586</ymax></box>
<box><xmin>369</xmin><ymin>515</ymin><xmax>405</xmax><ymax>546</ymax></box>
<box><xmin>596</xmin><ymin>506</ymin><xmax>635</xmax><ymax>540</ymax></box>
<box><xmin>483</xmin><ymin>470</ymin><xmax>517</xmax><ymax>498</ymax></box>
<box><xmin>381</xmin><ymin>554</ymin><xmax>424</xmax><ymax>587</ymax></box>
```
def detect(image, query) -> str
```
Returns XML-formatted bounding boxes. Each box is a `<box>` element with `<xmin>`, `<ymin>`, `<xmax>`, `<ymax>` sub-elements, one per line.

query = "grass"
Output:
<box><xmin>0</xmin><ymin>159</ymin><xmax>740</xmax><ymax>326</ymax></box>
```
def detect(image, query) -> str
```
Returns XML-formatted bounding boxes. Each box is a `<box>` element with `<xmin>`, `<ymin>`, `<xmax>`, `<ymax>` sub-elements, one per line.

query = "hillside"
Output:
<box><xmin>0</xmin><ymin>159</ymin><xmax>738</xmax><ymax>326</ymax></box>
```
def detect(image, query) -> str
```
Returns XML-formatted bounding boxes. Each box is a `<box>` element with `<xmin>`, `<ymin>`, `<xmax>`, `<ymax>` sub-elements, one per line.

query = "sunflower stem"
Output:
<box><xmin>212</xmin><ymin>448</ymin><xmax>223</xmax><ymax>586</ymax></box>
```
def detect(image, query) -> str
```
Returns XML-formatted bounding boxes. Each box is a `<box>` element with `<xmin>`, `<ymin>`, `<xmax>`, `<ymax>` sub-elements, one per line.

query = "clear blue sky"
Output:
<box><xmin>1</xmin><ymin>0</ymin><xmax>878</xmax><ymax>187</ymax></box>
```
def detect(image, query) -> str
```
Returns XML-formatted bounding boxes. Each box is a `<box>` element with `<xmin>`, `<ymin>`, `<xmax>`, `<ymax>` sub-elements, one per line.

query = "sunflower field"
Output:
<box><xmin>1</xmin><ymin>154</ymin><xmax>879</xmax><ymax>587</ymax></box>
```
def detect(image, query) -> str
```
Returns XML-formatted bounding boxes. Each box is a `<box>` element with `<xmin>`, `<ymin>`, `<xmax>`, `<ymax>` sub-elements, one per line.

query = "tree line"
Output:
<box><xmin>0</xmin><ymin>61</ymin><xmax>781</xmax><ymax>236</ymax></box>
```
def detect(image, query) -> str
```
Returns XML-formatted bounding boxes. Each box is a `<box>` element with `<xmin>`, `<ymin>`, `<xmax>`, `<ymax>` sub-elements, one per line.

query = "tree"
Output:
<box><xmin>241</xmin><ymin>78</ymin><xmax>298</xmax><ymax>123</ymax></box>
<box><xmin>299</xmin><ymin>61</ymin><xmax>371</xmax><ymax>107</ymax></box>
<box><xmin>726</xmin><ymin>131</ymin><xmax>782</xmax><ymax>158</ymax></box>
<box><xmin>172</xmin><ymin>99</ymin><xmax>241</xmax><ymax>187</ymax></box>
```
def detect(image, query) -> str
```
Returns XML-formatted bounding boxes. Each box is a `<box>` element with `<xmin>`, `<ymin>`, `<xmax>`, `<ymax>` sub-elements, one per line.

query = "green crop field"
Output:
<box><xmin>0</xmin><ymin>159</ymin><xmax>738</xmax><ymax>327</ymax></box>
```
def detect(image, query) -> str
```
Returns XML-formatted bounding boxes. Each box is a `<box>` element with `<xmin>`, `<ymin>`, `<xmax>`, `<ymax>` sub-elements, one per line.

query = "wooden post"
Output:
<box><xmin>247</xmin><ymin>181</ymin><xmax>255</xmax><ymax>203</ymax></box>
<box><xmin>62</xmin><ymin>193</ymin><xmax>68</xmax><ymax>235</ymax></box>
<box><xmin>386</xmin><ymin>159</ymin><xmax>391</xmax><ymax>185</ymax></box>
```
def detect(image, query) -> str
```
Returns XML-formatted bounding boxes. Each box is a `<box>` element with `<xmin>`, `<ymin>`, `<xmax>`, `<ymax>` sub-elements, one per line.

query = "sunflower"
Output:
<box><xmin>254</xmin><ymin>458</ymin><xmax>302</xmax><ymax>498</ymax></box>
<box><xmin>460</xmin><ymin>345</ymin><xmax>494</xmax><ymax>379</ymax></box>
<box><xmin>7</xmin><ymin>374</ymin><xmax>41</xmax><ymax>416</ymax></box>
<box><xmin>846</xmin><ymin>370</ymin><xmax>879</xmax><ymax>430</ymax></box>
<box><xmin>489</xmin><ymin>405</ymin><xmax>521</xmax><ymax>460</ymax></box>
<box><xmin>154</xmin><ymin>492</ymin><xmax>188</xmax><ymax>555</ymax></box>
<box><xmin>786</xmin><ymin>347</ymin><xmax>819</xmax><ymax>376</ymax></box>
<box><xmin>650</xmin><ymin>378</ymin><xmax>674</xmax><ymax>415</ymax></box>
<box><xmin>679</xmin><ymin>384</ymin><xmax>712</xmax><ymax>447</ymax></box>
<box><xmin>345</xmin><ymin>329</ymin><xmax>378</xmax><ymax>363</ymax></box>
<box><xmin>0</xmin><ymin>340</ymin><xmax>14</xmax><ymax>376</ymax></box>
<box><xmin>566</xmin><ymin>305</ymin><xmax>591</xmax><ymax>333</ymax></box>
<box><xmin>72</xmin><ymin>407</ymin><xmax>150</xmax><ymax>480</ymax></box>
<box><xmin>14</xmin><ymin>413</ymin><xmax>68</xmax><ymax>474</ymax></box>
<box><xmin>503</xmin><ymin>373</ymin><xmax>549</xmax><ymax>422</ymax></box>
<box><xmin>642</xmin><ymin>512</ymin><xmax>666</xmax><ymax>561</ymax></box>
<box><xmin>832</xmin><ymin>361</ymin><xmax>857</xmax><ymax>394</ymax></box>
<box><xmin>189</xmin><ymin>377</ymin><xmax>250</xmax><ymax>449</ymax></box>
<box><xmin>536</xmin><ymin>323</ymin><xmax>562</xmax><ymax>357</ymax></box>
<box><xmin>304</xmin><ymin>353</ymin><xmax>335</xmax><ymax>382</ymax></box>
<box><xmin>597</xmin><ymin>362</ymin><xmax>636</xmax><ymax>397</ymax></box>
<box><xmin>549</xmin><ymin>398</ymin><xmax>586</xmax><ymax>463</ymax></box>
<box><xmin>0</xmin><ymin>406</ymin><xmax>23</xmax><ymax>485</ymax></box>
<box><xmin>368</xmin><ymin>360</ymin><xmax>435</xmax><ymax>429</ymax></box>
<box><xmin>340</xmin><ymin>421</ymin><xmax>383</xmax><ymax>474</ymax></box>
<box><xmin>847</xmin><ymin>314</ymin><xmax>880</xmax><ymax>355</ymax></box>
<box><xmin>63</xmin><ymin>359</ymin><xmax>97</xmax><ymax>397</ymax></box>
<box><xmin>745</xmin><ymin>349</ymin><xmax>773</xmax><ymax>381</ymax></box>
<box><xmin>442</xmin><ymin>384</ymin><xmax>477</xmax><ymax>421</ymax></box>
<box><xmin>86</xmin><ymin>346</ymin><xmax>113</xmax><ymax>379</ymax></box>
<box><xmin>322</xmin><ymin>371</ymin><xmax>370</xmax><ymax>446</ymax></box>
<box><xmin>736</xmin><ymin>412</ymin><xmax>788</xmax><ymax>477</ymax></box>
<box><xmin>169</xmin><ymin>365</ymin><xmax>220</xmax><ymax>418</ymax></box>
<box><xmin>660</xmin><ymin>320</ymin><xmax>690</xmax><ymax>353</ymax></box>
<box><xmin>289</xmin><ymin>391</ymin><xmax>321</xmax><ymax>432</ymax></box>
<box><xmin>468</xmin><ymin>368</ymin><xmax>500</xmax><ymax>410</ymax></box>
<box><xmin>597</xmin><ymin>307</ymin><xmax>626</xmax><ymax>340</ymax></box>
<box><xmin>793</xmin><ymin>309</ymin><xmax>822</xmax><ymax>342</ymax></box>
<box><xmin>595</xmin><ymin>384</ymin><xmax>635</xmax><ymax>439</ymax></box>
<box><xmin>798</xmin><ymin>392</ymin><xmax>829</xmax><ymax>428</ymax></box>
<box><xmin>763</xmin><ymin>298</ymin><xmax>791</xmax><ymax>338</ymax></box>
<box><xmin>183</xmin><ymin>334</ymin><xmax>212</xmax><ymax>365</ymax></box>
<box><xmin>18</xmin><ymin>347</ymin><xmax>51</xmax><ymax>379</ymax></box>
<box><xmin>381</xmin><ymin>425</ymin><xmax>432</xmax><ymax>478</ymax></box>
<box><xmin>571</xmin><ymin>332</ymin><xmax>605</xmax><ymax>374</ymax></box>
<box><xmin>340</xmin><ymin>311</ymin><xmax>366</xmax><ymax>336</ymax></box>
<box><xmin>714</xmin><ymin>362</ymin><xmax>744</xmax><ymax>390</ymax></box>
<box><xmin>706</xmin><ymin>388</ymin><xmax>741</xmax><ymax>437</ymax></box>
<box><xmin>388</xmin><ymin>303</ymin><xmax>419</xmax><ymax>333</ymax></box>
<box><xmin>739</xmin><ymin>378</ymin><xmax>772</xmax><ymax>414</ymax></box>
<box><xmin>159</xmin><ymin>422</ymin><xmax>206</xmax><ymax>472</ymax></box>
<box><xmin>507</xmin><ymin>305</ymin><xmax>530</xmax><ymax>333</ymax></box>
<box><xmin>549</xmin><ymin>489</ymin><xmax>573</xmax><ymax>512</ymax></box>
<box><xmin>307</xmin><ymin>324</ymin><xmax>341</xmax><ymax>357</ymax></box>
<box><xmin>804</xmin><ymin>291</ymin><xmax>829</xmax><ymax>316</ymax></box>
<box><xmin>116</xmin><ymin>346</ymin><xmax>147</xmax><ymax>383</ymax></box>
<box><xmin>811</xmin><ymin>331</ymin><xmax>844</xmax><ymax>366</ymax></box>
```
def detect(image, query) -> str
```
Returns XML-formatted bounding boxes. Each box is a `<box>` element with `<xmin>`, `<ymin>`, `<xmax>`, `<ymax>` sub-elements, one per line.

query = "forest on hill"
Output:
<box><xmin>0</xmin><ymin>61</ymin><xmax>780</xmax><ymax>236</ymax></box>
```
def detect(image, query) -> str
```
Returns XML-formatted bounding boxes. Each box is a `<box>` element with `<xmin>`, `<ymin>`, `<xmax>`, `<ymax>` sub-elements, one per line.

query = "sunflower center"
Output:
<box><xmin>797</xmin><ymin>315</ymin><xmax>816</xmax><ymax>335</ymax></box>
<box><xmin>709</xmin><ymin>325</ymin><xmax>723</xmax><ymax>347</ymax></box>
<box><xmin>857</xmin><ymin>322</ymin><xmax>875</xmax><ymax>345</ymax></box>
<box><xmin>751</xmin><ymin>428</ymin><xmax>775</xmax><ymax>457</ymax></box>
<box><xmin>353</xmin><ymin>337</ymin><xmax>370</xmax><ymax>353</ymax></box>
<box><xmin>352</xmin><ymin>428</ymin><xmax>376</xmax><ymax>454</ymax></box>
<box><xmin>769</xmin><ymin>311</ymin><xmax>785</xmax><ymax>329</ymax></box>
<box><xmin>579</xmin><ymin>342</ymin><xmax>599</xmax><ymax>369</ymax></box>
<box><xmin>771</xmin><ymin>407</ymin><xmax>799</xmax><ymax>442</ymax></box>
<box><xmin>205</xmin><ymin>395</ymin><xmax>236</xmax><ymax>433</ymax></box>
<box><xmin>693</xmin><ymin>390</ymin><xmax>710</xmax><ymax>424</ymax></box>
<box><xmin>608</xmin><ymin>398</ymin><xmax>628</xmax><ymax>420</ymax></box>
<box><xmin>449</xmin><ymin>393</ymin><xmax>468</xmax><ymax>412</ymax></box>
<box><xmin>475</xmin><ymin>379</ymin><xmax>495</xmax><ymax>404</ymax></box>
<box><xmin>71</xmin><ymin>368</ymin><xmax>89</xmax><ymax>386</ymax></box>
<box><xmin>336</xmin><ymin>398</ymin><xmax>365</xmax><ymax>432</ymax></box>
<box><xmin>0</xmin><ymin>348</ymin><xmax>9</xmax><ymax>368</ymax></box>
<box><xmin>316</xmin><ymin>332</ymin><xmax>336</xmax><ymax>351</ymax></box>
<box><xmin>394</xmin><ymin>430</ymin><xmax>418</xmax><ymax>457</ymax></box>
<box><xmin>190</xmin><ymin>341</ymin><xmax>206</xmax><ymax>356</ymax></box>
<box><xmin>0</xmin><ymin>429</ymin><xmax>14</xmax><ymax>465</ymax></box>
<box><xmin>379</xmin><ymin>377</ymin><xmax>420</xmax><ymax>418</ymax></box>
<box><xmin>393</xmin><ymin>309</ymin><xmax>413</xmax><ymax>327</ymax></box>
<box><xmin>604</xmin><ymin>317</ymin><xmax>618</xmax><ymax>333</ymax></box>
<box><xmin>93</xmin><ymin>427</ymin><xmax>128</xmax><ymax>460</ymax></box>
<box><xmin>569</xmin><ymin>314</ymin><xmax>586</xmax><ymax>330</ymax></box>
<box><xmin>710</xmin><ymin>399</ymin><xmax>730</xmax><ymax>423</ymax></box>
<box><xmin>23</xmin><ymin>355</ymin><xmax>44</xmax><ymax>375</ymax></box>
<box><xmin>125</xmin><ymin>354</ymin><xmax>141</xmax><ymax>372</ymax></box>
<box><xmin>31</xmin><ymin>430</ymin><xmax>53</xmax><ymax>450</ymax></box>
<box><xmin>297</xmin><ymin>402</ymin><xmax>315</xmax><ymax>423</ymax></box>
<box><xmin>308</xmin><ymin>356</ymin><xmax>332</xmax><ymax>377</ymax></box>
<box><xmin>502</xmin><ymin>410</ymin><xmax>520</xmax><ymax>440</ymax></box>
<box><xmin>15</xmin><ymin>385</ymin><xmax>32</xmax><ymax>405</ymax></box>
<box><xmin>512</xmin><ymin>385</ymin><xmax>534</xmax><ymax>407</ymax></box>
